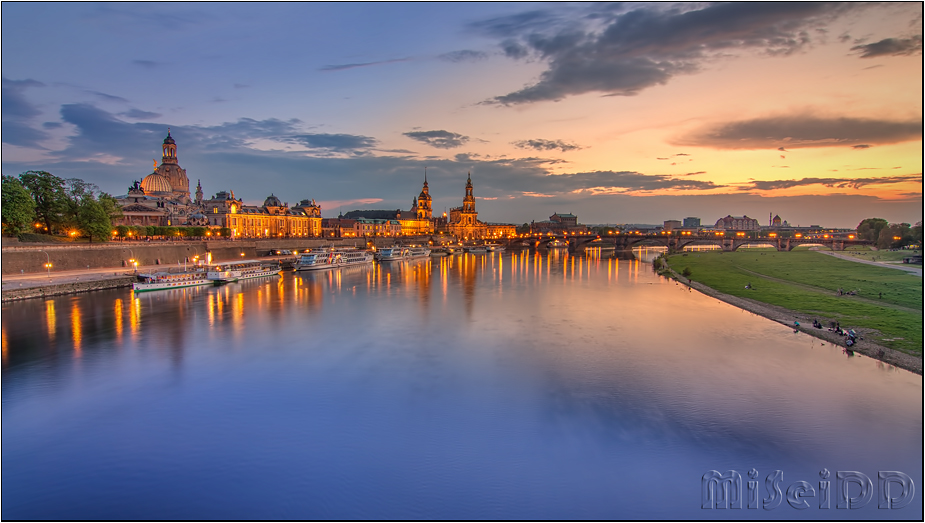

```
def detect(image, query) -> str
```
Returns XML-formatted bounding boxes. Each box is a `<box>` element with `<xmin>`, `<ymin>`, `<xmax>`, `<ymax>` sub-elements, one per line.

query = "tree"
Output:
<box><xmin>77</xmin><ymin>198</ymin><xmax>112</xmax><ymax>242</ymax></box>
<box><xmin>98</xmin><ymin>192</ymin><xmax>123</xmax><ymax>225</ymax></box>
<box><xmin>857</xmin><ymin>218</ymin><xmax>889</xmax><ymax>242</ymax></box>
<box><xmin>912</xmin><ymin>221</ymin><xmax>923</xmax><ymax>245</ymax></box>
<box><xmin>877</xmin><ymin>223</ymin><xmax>913</xmax><ymax>249</ymax></box>
<box><xmin>18</xmin><ymin>171</ymin><xmax>66</xmax><ymax>234</ymax></box>
<box><xmin>2</xmin><ymin>175</ymin><xmax>37</xmax><ymax>236</ymax></box>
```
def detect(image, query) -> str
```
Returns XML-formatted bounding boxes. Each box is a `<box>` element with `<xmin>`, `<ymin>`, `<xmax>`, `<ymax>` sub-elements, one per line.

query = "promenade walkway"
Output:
<box><xmin>818</xmin><ymin>251</ymin><xmax>922</xmax><ymax>276</ymax></box>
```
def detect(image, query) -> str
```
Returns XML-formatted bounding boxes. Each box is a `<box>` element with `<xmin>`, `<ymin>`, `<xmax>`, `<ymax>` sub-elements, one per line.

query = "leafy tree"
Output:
<box><xmin>77</xmin><ymin>198</ymin><xmax>112</xmax><ymax>242</ymax></box>
<box><xmin>218</xmin><ymin>227</ymin><xmax>231</xmax><ymax>237</ymax></box>
<box><xmin>857</xmin><ymin>218</ymin><xmax>889</xmax><ymax>242</ymax></box>
<box><xmin>19</xmin><ymin>171</ymin><xmax>66</xmax><ymax>234</ymax></box>
<box><xmin>878</xmin><ymin>223</ymin><xmax>913</xmax><ymax>249</ymax></box>
<box><xmin>115</xmin><ymin>225</ymin><xmax>130</xmax><ymax>238</ymax></box>
<box><xmin>62</xmin><ymin>178</ymin><xmax>98</xmax><ymax>230</ymax></box>
<box><xmin>913</xmin><ymin>221</ymin><xmax>923</xmax><ymax>245</ymax></box>
<box><xmin>2</xmin><ymin>175</ymin><xmax>37</xmax><ymax>236</ymax></box>
<box><xmin>98</xmin><ymin>192</ymin><xmax>122</xmax><ymax>225</ymax></box>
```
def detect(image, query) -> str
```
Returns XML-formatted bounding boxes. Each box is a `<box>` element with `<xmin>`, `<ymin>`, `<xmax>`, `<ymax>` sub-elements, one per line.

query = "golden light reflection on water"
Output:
<box><xmin>130</xmin><ymin>297</ymin><xmax>140</xmax><ymax>338</ymax></box>
<box><xmin>71</xmin><ymin>302</ymin><xmax>82</xmax><ymax>356</ymax></box>
<box><xmin>2</xmin><ymin>327</ymin><xmax>7</xmax><ymax>365</ymax></box>
<box><xmin>46</xmin><ymin>300</ymin><xmax>56</xmax><ymax>342</ymax></box>
<box><xmin>114</xmin><ymin>299</ymin><xmax>123</xmax><ymax>341</ymax></box>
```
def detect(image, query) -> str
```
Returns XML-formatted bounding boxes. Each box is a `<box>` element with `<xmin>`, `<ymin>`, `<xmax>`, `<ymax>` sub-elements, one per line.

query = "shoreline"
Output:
<box><xmin>666</xmin><ymin>268</ymin><xmax>923</xmax><ymax>376</ymax></box>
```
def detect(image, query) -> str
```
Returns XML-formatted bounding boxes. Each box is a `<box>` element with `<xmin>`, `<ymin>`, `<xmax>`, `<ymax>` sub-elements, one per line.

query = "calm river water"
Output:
<box><xmin>2</xmin><ymin>250</ymin><xmax>921</xmax><ymax>520</ymax></box>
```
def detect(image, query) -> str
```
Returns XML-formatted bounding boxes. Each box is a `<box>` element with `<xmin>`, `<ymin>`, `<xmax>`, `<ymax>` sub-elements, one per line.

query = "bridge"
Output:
<box><xmin>509</xmin><ymin>233</ymin><xmax>873</xmax><ymax>252</ymax></box>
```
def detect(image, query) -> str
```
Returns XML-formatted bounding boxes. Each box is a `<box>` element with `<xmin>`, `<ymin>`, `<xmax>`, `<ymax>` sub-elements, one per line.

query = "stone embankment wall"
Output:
<box><xmin>1</xmin><ymin>238</ymin><xmax>369</xmax><ymax>275</ymax></box>
<box><xmin>1</xmin><ymin>277</ymin><xmax>137</xmax><ymax>302</ymax></box>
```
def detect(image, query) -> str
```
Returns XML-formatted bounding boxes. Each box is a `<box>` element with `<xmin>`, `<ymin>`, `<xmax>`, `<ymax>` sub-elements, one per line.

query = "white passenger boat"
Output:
<box><xmin>295</xmin><ymin>249</ymin><xmax>374</xmax><ymax>271</ymax></box>
<box><xmin>485</xmin><ymin>244</ymin><xmax>506</xmax><ymax>252</ymax></box>
<box><xmin>208</xmin><ymin>260</ymin><xmax>281</xmax><ymax>282</ymax></box>
<box><xmin>133</xmin><ymin>270</ymin><xmax>213</xmax><ymax>292</ymax></box>
<box><xmin>375</xmin><ymin>246</ymin><xmax>431</xmax><ymax>261</ymax></box>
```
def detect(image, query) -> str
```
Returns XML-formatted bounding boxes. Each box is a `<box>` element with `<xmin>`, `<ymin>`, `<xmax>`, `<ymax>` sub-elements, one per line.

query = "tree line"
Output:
<box><xmin>113</xmin><ymin>225</ymin><xmax>231</xmax><ymax>239</ymax></box>
<box><xmin>2</xmin><ymin>171</ymin><xmax>121</xmax><ymax>242</ymax></box>
<box><xmin>856</xmin><ymin>218</ymin><xmax>923</xmax><ymax>249</ymax></box>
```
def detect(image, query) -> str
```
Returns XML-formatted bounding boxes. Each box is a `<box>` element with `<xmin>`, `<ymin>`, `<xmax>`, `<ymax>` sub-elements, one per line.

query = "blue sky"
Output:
<box><xmin>2</xmin><ymin>2</ymin><xmax>922</xmax><ymax>227</ymax></box>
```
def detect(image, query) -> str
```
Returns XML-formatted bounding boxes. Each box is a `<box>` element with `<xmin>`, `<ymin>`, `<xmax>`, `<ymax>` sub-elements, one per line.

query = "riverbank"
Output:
<box><xmin>664</xmin><ymin>251</ymin><xmax>922</xmax><ymax>375</ymax></box>
<box><xmin>2</xmin><ymin>275</ymin><xmax>137</xmax><ymax>302</ymax></box>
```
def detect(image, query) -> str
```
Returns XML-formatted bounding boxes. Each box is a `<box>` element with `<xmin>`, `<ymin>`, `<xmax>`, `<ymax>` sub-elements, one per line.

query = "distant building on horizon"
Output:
<box><xmin>683</xmin><ymin>217</ymin><xmax>701</xmax><ymax>228</ymax></box>
<box><xmin>663</xmin><ymin>220</ymin><xmax>682</xmax><ymax>231</ymax></box>
<box><xmin>714</xmin><ymin>215</ymin><xmax>759</xmax><ymax>230</ymax></box>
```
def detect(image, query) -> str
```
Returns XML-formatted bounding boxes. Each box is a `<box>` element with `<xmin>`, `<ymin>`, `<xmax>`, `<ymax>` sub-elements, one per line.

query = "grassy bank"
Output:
<box><xmin>666</xmin><ymin>250</ymin><xmax>922</xmax><ymax>355</ymax></box>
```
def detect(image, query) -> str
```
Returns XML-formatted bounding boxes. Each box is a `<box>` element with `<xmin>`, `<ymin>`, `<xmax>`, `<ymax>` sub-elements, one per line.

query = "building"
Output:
<box><xmin>225</xmin><ymin>195</ymin><xmax>322</xmax><ymax>238</ymax></box>
<box><xmin>442</xmin><ymin>173</ymin><xmax>517</xmax><ymax>239</ymax></box>
<box><xmin>115</xmin><ymin>131</ymin><xmax>323</xmax><ymax>238</ymax></box>
<box><xmin>342</xmin><ymin>175</ymin><xmax>435</xmax><ymax>236</ymax></box>
<box><xmin>663</xmin><ymin>220</ymin><xmax>682</xmax><ymax>231</ymax></box>
<box><xmin>683</xmin><ymin>217</ymin><xmax>701</xmax><ymax>228</ymax></box>
<box><xmin>116</xmin><ymin>130</ymin><xmax>200</xmax><ymax>227</ymax></box>
<box><xmin>531</xmin><ymin>212</ymin><xmax>587</xmax><ymax>234</ymax></box>
<box><xmin>321</xmin><ymin>218</ymin><xmax>358</xmax><ymax>238</ymax></box>
<box><xmin>714</xmin><ymin>215</ymin><xmax>760</xmax><ymax>231</ymax></box>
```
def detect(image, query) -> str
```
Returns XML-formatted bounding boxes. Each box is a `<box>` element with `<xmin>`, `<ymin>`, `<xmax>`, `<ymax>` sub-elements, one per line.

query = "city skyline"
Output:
<box><xmin>2</xmin><ymin>2</ymin><xmax>922</xmax><ymax>228</ymax></box>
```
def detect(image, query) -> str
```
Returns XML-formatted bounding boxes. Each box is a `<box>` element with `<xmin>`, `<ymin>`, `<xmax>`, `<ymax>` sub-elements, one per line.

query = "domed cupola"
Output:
<box><xmin>264</xmin><ymin>194</ymin><xmax>283</xmax><ymax>207</ymax></box>
<box><xmin>141</xmin><ymin>172</ymin><xmax>173</xmax><ymax>195</ymax></box>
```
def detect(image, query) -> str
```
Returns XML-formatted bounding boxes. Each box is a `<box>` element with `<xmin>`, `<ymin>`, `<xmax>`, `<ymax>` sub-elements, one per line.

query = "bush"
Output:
<box><xmin>681</xmin><ymin>267</ymin><xmax>692</xmax><ymax>278</ymax></box>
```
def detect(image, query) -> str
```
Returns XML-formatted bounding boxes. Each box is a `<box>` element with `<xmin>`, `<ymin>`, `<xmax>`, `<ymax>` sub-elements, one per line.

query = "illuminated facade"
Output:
<box><xmin>714</xmin><ymin>215</ymin><xmax>760</xmax><ymax>230</ymax></box>
<box><xmin>225</xmin><ymin>196</ymin><xmax>322</xmax><ymax>238</ymax></box>
<box><xmin>443</xmin><ymin>173</ymin><xmax>516</xmax><ymax>239</ymax></box>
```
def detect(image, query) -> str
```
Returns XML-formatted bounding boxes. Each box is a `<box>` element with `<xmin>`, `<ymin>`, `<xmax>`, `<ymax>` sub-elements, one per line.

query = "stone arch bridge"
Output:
<box><xmin>515</xmin><ymin>234</ymin><xmax>872</xmax><ymax>252</ymax></box>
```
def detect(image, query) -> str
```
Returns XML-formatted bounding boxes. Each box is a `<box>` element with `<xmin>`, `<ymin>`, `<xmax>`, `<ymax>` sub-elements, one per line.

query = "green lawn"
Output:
<box><xmin>837</xmin><ymin>249</ymin><xmax>922</xmax><ymax>262</ymax></box>
<box><xmin>667</xmin><ymin>250</ymin><xmax>923</xmax><ymax>355</ymax></box>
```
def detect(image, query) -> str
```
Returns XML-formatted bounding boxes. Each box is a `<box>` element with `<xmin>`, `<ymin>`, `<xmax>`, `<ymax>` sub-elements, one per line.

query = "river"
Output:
<box><xmin>2</xmin><ymin>250</ymin><xmax>921</xmax><ymax>519</ymax></box>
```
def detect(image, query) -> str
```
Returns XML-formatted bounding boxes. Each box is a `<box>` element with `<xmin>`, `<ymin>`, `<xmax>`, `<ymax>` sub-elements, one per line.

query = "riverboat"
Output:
<box><xmin>547</xmin><ymin>239</ymin><xmax>568</xmax><ymax>249</ymax></box>
<box><xmin>376</xmin><ymin>246</ymin><xmax>432</xmax><ymax>261</ymax></box>
<box><xmin>208</xmin><ymin>260</ymin><xmax>281</xmax><ymax>283</ymax></box>
<box><xmin>133</xmin><ymin>270</ymin><xmax>213</xmax><ymax>292</ymax></box>
<box><xmin>295</xmin><ymin>249</ymin><xmax>374</xmax><ymax>271</ymax></box>
<box><xmin>467</xmin><ymin>246</ymin><xmax>488</xmax><ymax>254</ymax></box>
<box><xmin>486</xmin><ymin>244</ymin><xmax>506</xmax><ymax>252</ymax></box>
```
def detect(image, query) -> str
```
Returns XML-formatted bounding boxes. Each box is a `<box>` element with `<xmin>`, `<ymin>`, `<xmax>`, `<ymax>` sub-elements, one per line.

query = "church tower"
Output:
<box><xmin>156</xmin><ymin>129</ymin><xmax>191</xmax><ymax>204</ymax></box>
<box><xmin>195</xmin><ymin>179</ymin><xmax>203</xmax><ymax>204</ymax></box>
<box><xmin>416</xmin><ymin>171</ymin><xmax>433</xmax><ymax>220</ymax></box>
<box><xmin>461</xmin><ymin>172</ymin><xmax>477</xmax><ymax>225</ymax></box>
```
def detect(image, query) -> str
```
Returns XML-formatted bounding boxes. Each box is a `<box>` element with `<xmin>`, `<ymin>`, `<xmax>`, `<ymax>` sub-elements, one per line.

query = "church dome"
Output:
<box><xmin>141</xmin><ymin>172</ymin><xmax>172</xmax><ymax>195</ymax></box>
<box><xmin>264</xmin><ymin>194</ymin><xmax>282</xmax><ymax>207</ymax></box>
<box><xmin>163</xmin><ymin>131</ymin><xmax>175</xmax><ymax>145</ymax></box>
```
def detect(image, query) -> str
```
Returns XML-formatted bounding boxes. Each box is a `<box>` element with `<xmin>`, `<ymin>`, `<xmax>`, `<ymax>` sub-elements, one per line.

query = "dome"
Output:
<box><xmin>141</xmin><ymin>172</ymin><xmax>172</xmax><ymax>195</ymax></box>
<box><xmin>163</xmin><ymin>131</ymin><xmax>175</xmax><ymax>145</ymax></box>
<box><xmin>264</xmin><ymin>194</ymin><xmax>283</xmax><ymax>207</ymax></box>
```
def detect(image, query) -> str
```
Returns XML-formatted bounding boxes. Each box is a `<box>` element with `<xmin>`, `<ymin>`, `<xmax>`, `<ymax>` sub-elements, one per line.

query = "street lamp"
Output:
<box><xmin>41</xmin><ymin>250</ymin><xmax>51</xmax><ymax>279</ymax></box>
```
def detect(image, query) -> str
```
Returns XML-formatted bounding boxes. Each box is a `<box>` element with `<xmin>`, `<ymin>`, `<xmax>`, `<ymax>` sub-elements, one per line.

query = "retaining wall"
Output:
<box><xmin>1</xmin><ymin>277</ymin><xmax>137</xmax><ymax>302</ymax></box>
<box><xmin>1</xmin><ymin>238</ymin><xmax>369</xmax><ymax>275</ymax></box>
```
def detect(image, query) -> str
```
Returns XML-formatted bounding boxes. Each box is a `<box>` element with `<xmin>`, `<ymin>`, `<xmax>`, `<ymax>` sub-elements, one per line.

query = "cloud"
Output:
<box><xmin>1</xmin><ymin>121</ymin><xmax>50</xmax><ymax>148</ymax></box>
<box><xmin>320</xmin><ymin>58</ymin><xmax>412</xmax><ymax>72</ymax></box>
<box><xmin>131</xmin><ymin>59</ymin><xmax>162</xmax><ymax>68</ymax></box>
<box><xmin>511</xmin><ymin>138</ymin><xmax>581</xmax><ymax>152</ymax></box>
<box><xmin>777</xmin><ymin>146</ymin><xmax>787</xmax><ymax>151</ymax></box>
<box><xmin>285</xmin><ymin>133</ymin><xmax>378</xmax><ymax>153</ymax></box>
<box><xmin>740</xmin><ymin>173</ymin><xmax>922</xmax><ymax>191</ymax></box>
<box><xmin>438</xmin><ymin>50</ymin><xmax>489</xmax><ymax>63</ymax></box>
<box><xmin>676</xmin><ymin>115</ymin><xmax>922</xmax><ymax>149</ymax></box>
<box><xmin>851</xmin><ymin>36</ymin><xmax>923</xmax><ymax>58</ymax></box>
<box><xmin>403</xmin><ymin>130</ymin><xmax>469</xmax><ymax>149</ymax></box>
<box><xmin>2</xmin><ymin>77</ymin><xmax>45</xmax><ymax>119</ymax></box>
<box><xmin>86</xmin><ymin>90</ymin><xmax>128</xmax><ymax>103</ymax></box>
<box><xmin>120</xmin><ymin>108</ymin><xmax>162</xmax><ymax>120</ymax></box>
<box><xmin>852</xmin><ymin>144</ymin><xmax>872</xmax><ymax>149</ymax></box>
<box><xmin>42</xmin><ymin>122</ymin><xmax>63</xmax><ymax>129</ymax></box>
<box><xmin>2</xmin><ymin>77</ymin><xmax>49</xmax><ymax>147</ymax></box>
<box><xmin>478</xmin><ymin>3</ymin><xmax>858</xmax><ymax>104</ymax></box>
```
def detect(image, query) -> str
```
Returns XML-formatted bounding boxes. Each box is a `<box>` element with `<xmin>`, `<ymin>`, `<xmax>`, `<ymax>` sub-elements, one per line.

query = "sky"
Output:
<box><xmin>2</xmin><ymin>2</ymin><xmax>922</xmax><ymax>228</ymax></box>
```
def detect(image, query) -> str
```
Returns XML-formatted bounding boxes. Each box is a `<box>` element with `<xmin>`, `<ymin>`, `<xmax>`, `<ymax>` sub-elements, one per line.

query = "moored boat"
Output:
<box><xmin>467</xmin><ymin>245</ymin><xmax>488</xmax><ymax>254</ymax></box>
<box><xmin>376</xmin><ymin>245</ymin><xmax>431</xmax><ymax>261</ymax></box>
<box><xmin>208</xmin><ymin>260</ymin><xmax>281</xmax><ymax>282</ymax></box>
<box><xmin>296</xmin><ymin>249</ymin><xmax>374</xmax><ymax>271</ymax></box>
<box><xmin>486</xmin><ymin>244</ymin><xmax>506</xmax><ymax>252</ymax></box>
<box><xmin>547</xmin><ymin>239</ymin><xmax>568</xmax><ymax>249</ymax></box>
<box><xmin>133</xmin><ymin>270</ymin><xmax>213</xmax><ymax>292</ymax></box>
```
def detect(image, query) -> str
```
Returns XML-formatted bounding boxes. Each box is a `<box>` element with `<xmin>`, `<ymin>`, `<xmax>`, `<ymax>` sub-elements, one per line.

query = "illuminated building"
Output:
<box><xmin>443</xmin><ymin>173</ymin><xmax>516</xmax><ymax>239</ymax></box>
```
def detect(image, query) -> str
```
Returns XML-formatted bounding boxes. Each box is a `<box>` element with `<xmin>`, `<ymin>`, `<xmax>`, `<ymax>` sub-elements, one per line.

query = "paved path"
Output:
<box><xmin>818</xmin><ymin>251</ymin><xmax>922</xmax><ymax>276</ymax></box>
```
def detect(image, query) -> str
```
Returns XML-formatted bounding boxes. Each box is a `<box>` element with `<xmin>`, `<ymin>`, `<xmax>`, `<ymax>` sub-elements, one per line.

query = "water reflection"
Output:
<box><xmin>1</xmin><ymin>251</ymin><xmax>921</xmax><ymax>520</ymax></box>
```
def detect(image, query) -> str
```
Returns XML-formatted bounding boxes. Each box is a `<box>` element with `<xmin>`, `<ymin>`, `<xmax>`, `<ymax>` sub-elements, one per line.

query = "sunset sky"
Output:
<box><xmin>2</xmin><ymin>2</ymin><xmax>922</xmax><ymax>227</ymax></box>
